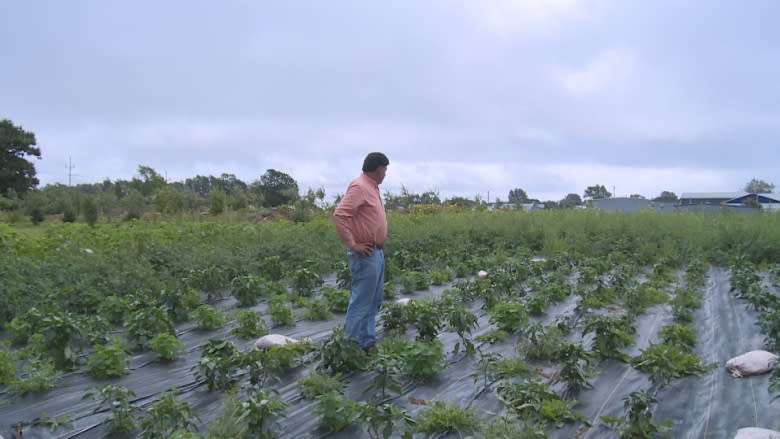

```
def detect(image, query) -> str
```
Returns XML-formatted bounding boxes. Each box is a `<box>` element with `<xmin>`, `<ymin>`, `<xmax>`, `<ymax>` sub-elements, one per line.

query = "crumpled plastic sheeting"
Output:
<box><xmin>1</xmin><ymin>267</ymin><xmax>779</xmax><ymax>438</ymax></box>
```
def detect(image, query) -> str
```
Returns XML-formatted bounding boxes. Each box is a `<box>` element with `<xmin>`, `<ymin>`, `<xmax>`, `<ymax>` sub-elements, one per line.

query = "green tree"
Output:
<box><xmin>153</xmin><ymin>185</ymin><xmax>186</xmax><ymax>214</ymax></box>
<box><xmin>744</xmin><ymin>178</ymin><xmax>775</xmax><ymax>193</ymax></box>
<box><xmin>417</xmin><ymin>190</ymin><xmax>441</xmax><ymax>205</ymax></box>
<box><xmin>133</xmin><ymin>165</ymin><xmax>166</xmax><ymax>197</ymax></box>
<box><xmin>560</xmin><ymin>193</ymin><xmax>582</xmax><ymax>208</ymax></box>
<box><xmin>208</xmin><ymin>189</ymin><xmax>227</xmax><ymax>215</ymax></box>
<box><xmin>508</xmin><ymin>188</ymin><xmax>530</xmax><ymax>204</ymax></box>
<box><xmin>216</xmin><ymin>173</ymin><xmax>247</xmax><ymax>195</ymax></box>
<box><xmin>654</xmin><ymin>191</ymin><xmax>678</xmax><ymax>202</ymax></box>
<box><xmin>257</xmin><ymin>169</ymin><xmax>299</xmax><ymax>207</ymax></box>
<box><xmin>82</xmin><ymin>196</ymin><xmax>99</xmax><ymax>227</ymax></box>
<box><xmin>184</xmin><ymin>175</ymin><xmax>213</xmax><ymax>197</ymax></box>
<box><xmin>24</xmin><ymin>190</ymin><xmax>46</xmax><ymax>224</ymax></box>
<box><xmin>124</xmin><ymin>190</ymin><xmax>145</xmax><ymax>220</ymax></box>
<box><xmin>0</xmin><ymin>119</ymin><xmax>41</xmax><ymax>196</ymax></box>
<box><xmin>444</xmin><ymin>196</ymin><xmax>473</xmax><ymax>208</ymax></box>
<box><xmin>584</xmin><ymin>185</ymin><xmax>612</xmax><ymax>199</ymax></box>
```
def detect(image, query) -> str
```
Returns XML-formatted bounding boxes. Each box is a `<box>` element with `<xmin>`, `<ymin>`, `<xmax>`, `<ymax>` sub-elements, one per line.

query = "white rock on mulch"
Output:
<box><xmin>477</xmin><ymin>270</ymin><xmax>489</xmax><ymax>278</ymax></box>
<box><xmin>733</xmin><ymin>427</ymin><xmax>780</xmax><ymax>439</ymax></box>
<box><xmin>395</xmin><ymin>298</ymin><xmax>412</xmax><ymax>306</ymax></box>
<box><xmin>254</xmin><ymin>334</ymin><xmax>302</xmax><ymax>349</ymax></box>
<box><xmin>725</xmin><ymin>350</ymin><xmax>778</xmax><ymax>378</ymax></box>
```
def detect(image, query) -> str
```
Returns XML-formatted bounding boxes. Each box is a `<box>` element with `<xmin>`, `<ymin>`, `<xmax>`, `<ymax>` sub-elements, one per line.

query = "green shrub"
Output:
<box><xmin>318</xmin><ymin>325</ymin><xmax>366</xmax><ymax>374</ymax></box>
<box><xmin>85</xmin><ymin>339</ymin><xmax>129</xmax><ymax>378</ymax></box>
<box><xmin>11</xmin><ymin>358</ymin><xmax>62</xmax><ymax>394</ymax></box>
<box><xmin>98</xmin><ymin>295</ymin><xmax>130</xmax><ymax>326</ymax></box>
<box><xmin>193</xmin><ymin>339</ymin><xmax>241</xmax><ymax>391</ymax></box>
<box><xmin>601</xmin><ymin>390</ymin><xmax>673</xmax><ymax>438</ymax></box>
<box><xmin>381</xmin><ymin>302</ymin><xmax>410</xmax><ymax>336</ymax></box>
<box><xmin>230</xmin><ymin>310</ymin><xmax>268</xmax><ymax>339</ymax></box>
<box><xmin>489</xmin><ymin>302</ymin><xmax>529</xmax><ymax>333</ymax></box>
<box><xmin>139</xmin><ymin>390</ymin><xmax>200</xmax><ymax>439</ymax></box>
<box><xmin>191</xmin><ymin>304</ymin><xmax>226</xmax><ymax>330</ymax></box>
<box><xmin>149</xmin><ymin>333</ymin><xmax>186</xmax><ymax>361</ymax></box>
<box><xmin>82</xmin><ymin>196</ymin><xmax>99</xmax><ymax>227</ymax></box>
<box><xmin>631</xmin><ymin>343</ymin><xmax>716</xmax><ymax>387</ymax></box>
<box><xmin>126</xmin><ymin>306</ymin><xmax>175</xmax><ymax>349</ymax></box>
<box><xmin>83</xmin><ymin>385</ymin><xmax>138</xmax><ymax>434</ymax></box>
<box><xmin>408</xmin><ymin>299</ymin><xmax>444</xmax><ymax>341</ymax></box>
<box><xmin>414</xmin><ymin>400</ymin><xmax>482</xmax><ymax>436</ymax></box>
<box><xmin>291</xmin><ymin>267</ymin><xmax>323</xmax><ymax>297</ymax></box>
<box><xmin>404</xmin><ymin>339</ymin><xmax>445</xmax><ymax>382</ymax></box>
<box><xmin>267</xmin><ymin>296</ymin><xmax>295</xmax><ymax>326</ymax></box>
<box><xmin>303</xmin><ymin>297</ymin><xmax>333</xmax><ymax>321</ymax></box>
<box><xmin>230</xmin><ymin>274</ymin><xmax>264</xmax><ymax>307</ymax></box>
<box><xmin>236</xmin><ymin>390</ymin><xmax>288</xmax><ymax>437</ymax></box>
<box><xmin>321</xmin><ymin>285</ymin><xmax>350</xmax><ymax>313</ymax></box>
<box><xmin>0</xmin><ymin>347</ymin><xmax>17</xmax><ymax>385</ymax></box>
<box><xmin>314</xmin><ymin>391</ymin><xmax>358</xmax><ymax>433</ymax></box>
<box><xmin>658</xmin><ymin>323</ymin><xmax>697</xmax><ymax>350</ymax></box>
<box><xmin>298</xmin><ymin>370</ymin><xmax>345</xmax><ymax>400</ymax></box>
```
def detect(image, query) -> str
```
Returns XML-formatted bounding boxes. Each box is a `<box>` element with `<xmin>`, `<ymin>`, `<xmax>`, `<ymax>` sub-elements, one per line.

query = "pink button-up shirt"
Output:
<box><xmin>333</xmin><ymin>173</ymin><xmax>387</xmax><ymax>249</ymax></box>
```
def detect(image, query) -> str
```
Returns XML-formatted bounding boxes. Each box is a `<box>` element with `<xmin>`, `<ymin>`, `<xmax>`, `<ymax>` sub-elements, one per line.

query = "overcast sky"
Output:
<box><xmin>2</xmin><ymin>1</ymin><xmax>779</xmax><ymax>202</ymax></box>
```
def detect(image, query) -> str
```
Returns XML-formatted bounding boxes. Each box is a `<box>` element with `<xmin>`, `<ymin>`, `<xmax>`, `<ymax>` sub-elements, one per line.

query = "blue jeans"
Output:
<box><xmin>345</xmin><ymin>247</ymin><xmax>384</xmax><ymax>348</ymax></box>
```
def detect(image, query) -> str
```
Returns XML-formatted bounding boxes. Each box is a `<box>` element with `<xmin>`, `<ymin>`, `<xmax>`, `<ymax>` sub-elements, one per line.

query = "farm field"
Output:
<box><xmin>1</xmin><ymin>209</ymin><xmax>779</xmax><ymax>438</ymax></box>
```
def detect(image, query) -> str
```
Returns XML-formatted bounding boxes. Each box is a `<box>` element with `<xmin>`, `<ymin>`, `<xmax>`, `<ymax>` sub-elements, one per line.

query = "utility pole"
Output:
<box><xmin>67</xmin><ymin>156</ymin><xmax>76</xmax><ymax>186</ymax></box>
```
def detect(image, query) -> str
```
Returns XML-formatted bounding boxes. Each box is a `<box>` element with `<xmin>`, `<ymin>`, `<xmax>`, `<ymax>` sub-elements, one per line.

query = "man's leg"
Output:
<box><xmin>364</xmin><ymin>249</ymin><xmax>384</xmax><ymax>347</ymax></box>
<box><xmin>345</xmin><ymin>250</ymin><xmax>382</xmax><ymax>348</ymax></box>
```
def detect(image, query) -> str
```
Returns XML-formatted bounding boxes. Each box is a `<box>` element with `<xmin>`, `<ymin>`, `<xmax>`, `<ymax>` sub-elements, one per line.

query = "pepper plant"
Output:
<box><xmin>139</xmin><ymin>390</ymin><xmax>200</xmax><ymax>439</ymax></box>
<box><xmin>83</xmin><ymin>384</ymin><xmax>138</xmax><ymax>434</ymax></box>
<box><xmin>193</xmin><ymin>339</ymin><xmax>241</xmax><ymax>391</ymax></box>
<box><xmin>317</xmin><ymin>325</ymin><xmax>366</xmax><ymax>374</ymax></box>
<box><xmin>85</xmin><ymin>337</ymin><xmax>129</xmax><ymax>378</ymax></box>
<box><xmin>600</xmin><ymin>390</ymin><xmax>673</xmax><ymax>438</ymax></box>
<box><xmin>149</xmin><ymin>332</ymin><xmax>186</xmax><ymax>361</ymax></box>
<box><xmin>230</xmin><ymin>274</ymin><xmax>264</xmax><ymax>307</ymax></box>
<box><xmin>230</xmin><ymin>309</ymin><xmax>268</xmax><ymax>339</ymax></box>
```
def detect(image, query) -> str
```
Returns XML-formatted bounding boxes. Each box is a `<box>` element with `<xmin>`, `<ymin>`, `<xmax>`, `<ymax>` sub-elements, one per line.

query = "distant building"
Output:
<box><xmin>591</xmin><ymin>197</ymin><xmax>654</xmax><ymax>212</ymax></box>
<box><xmin>680</xmin><ymin>192</ymin><xmax>780</xmax><ymax>211</ymax></box>
<box><xmin>590</xmin><ymin>192</ymin><xmax>780</xmax><ymax>213</ymax></box>
<box><xmin>679</xmin><ymin>192</ymin><xmax>746</xmax><ymax>206</ymax></box>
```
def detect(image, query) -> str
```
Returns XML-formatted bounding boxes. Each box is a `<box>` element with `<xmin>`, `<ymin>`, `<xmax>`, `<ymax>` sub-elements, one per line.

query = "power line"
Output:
<box><xmin>67</xmin><ymin>156</ymin><xmax>77</xmax><ymax>186</ymax></box>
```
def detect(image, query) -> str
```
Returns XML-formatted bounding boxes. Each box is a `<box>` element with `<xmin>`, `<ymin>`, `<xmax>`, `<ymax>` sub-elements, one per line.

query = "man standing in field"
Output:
<box><xmin>332</xmin><ymin>152</ymin><xmax>389</xmax><ymax>353</ymax></box>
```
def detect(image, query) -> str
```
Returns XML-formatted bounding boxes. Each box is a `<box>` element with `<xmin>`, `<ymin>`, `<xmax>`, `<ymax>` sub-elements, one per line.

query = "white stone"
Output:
<box><xmin>725</xmin><ymin>350</ymin><xmax>778</xmax><ymax>378</ymax></box>
<box><xmin>254</xmin><ymin>334</ymin><xmax>301</xmax><ymax>349</ymax></box>
<box><xmin>733</xmin><ymin>427</ymin><xmax>780</xmax><ymax>439</ymax></box>
<box><xmin>477</xmin><ymin>270</ymin><xmax>489</xmax><ymax>278</ymax></box>
<box><xmin>395</xmin><ymin>298</ymin><xmax>412</xmax><ymax>306</ymax></box>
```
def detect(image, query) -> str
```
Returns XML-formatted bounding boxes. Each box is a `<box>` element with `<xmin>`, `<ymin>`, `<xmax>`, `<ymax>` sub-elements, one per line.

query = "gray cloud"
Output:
<box><xmin>1</xmin><ymin>0</ymin><xmax>778</xmax><ymax>202</ymax></box>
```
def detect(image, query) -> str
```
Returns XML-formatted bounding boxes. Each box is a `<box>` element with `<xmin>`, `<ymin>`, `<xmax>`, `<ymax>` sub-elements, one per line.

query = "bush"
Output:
<box><xmin>83</xmin><ymin>385</ymin><xmax>138</xmax><ymax>434</ymax></box>
<box><xmin>230</xmin><ymin>310</ymin><xmax>268</xmax><ymax>339</ymax></box>
<box><xmin>268</xmin><ymin>296</ymin><xmax>295</xmax><ymax>326</ymax></box>
<box><xmin>139</xmin><ymin>390</ymin><xmax>200</xmax><ymax>439</ymax></box>
<box><xmin>298</xmin><ymin>370</ymin><xmax>345</xmax><ymax>400</ymax></box>
<box><xmin>149</xmin><ymin>333</ymin><xmax>186</xmax><ymax>361</ymax></box>
<box><xmin>11</xmin><ymin>358</ymin><xmax>62</xmax><ymax>394</ymax></box>
<box><xmin>85</xmin><ymin>339</ymin><xmax>129</xmax><ymax>378</ymax></box>
<box><xmin>314</xmin><ymin>391</ymin><xmax>358</xmax><ymax>432</ymax></box>
<box><xmin>414</xmin><ymin>400</ymin><xmax>482</xmax><ymax>436</ymax></box>
<box><xmin>192</xmin><ymin>304</ymin><xmax>226</xmax><ymax>330</ymax></box>
<box><xmin>230</xmin><ymin>274</ymin><xmax>264</xmax><ymax>307</ymax></box>
<box><xmin>0</xmin><ymin>347</ymin><xmax>17</xmax><ymax>385</ymax></box>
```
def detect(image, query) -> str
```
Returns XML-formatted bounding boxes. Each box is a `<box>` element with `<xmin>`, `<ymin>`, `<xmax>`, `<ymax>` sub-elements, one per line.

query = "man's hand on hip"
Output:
<box><xmin>351</xmin><ymin>242</ymin><xmax>374</xmax><ymax>256</ymax></box>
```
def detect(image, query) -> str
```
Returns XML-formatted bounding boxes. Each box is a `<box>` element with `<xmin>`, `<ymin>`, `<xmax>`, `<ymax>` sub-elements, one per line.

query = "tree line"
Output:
<box><xmin>1</xmin><ymin>118</ymin><xmax>776</xmax><ymax>225</ymax></box>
